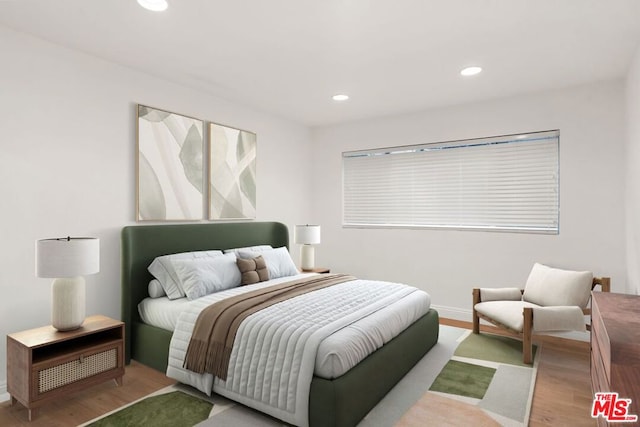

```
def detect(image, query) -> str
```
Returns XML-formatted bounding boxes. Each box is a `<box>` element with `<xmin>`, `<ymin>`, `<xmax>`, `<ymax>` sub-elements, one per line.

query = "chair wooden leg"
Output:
<box><xmin>472</xmin><ymin>288</ymin><xmax>480</xmax><ymax>334</ymax></box>
<box><xmin>523</xmin><ymin>307</ymin><xmax>533</xmax><ymax>364</ymax></box>
<box><xmin>472</xmin><ymin>311</ymin><xmax>479</xmax><ymax>334</ymax></box>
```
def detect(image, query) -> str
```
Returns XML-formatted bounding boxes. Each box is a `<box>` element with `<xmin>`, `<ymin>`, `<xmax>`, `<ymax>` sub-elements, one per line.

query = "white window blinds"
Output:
<box><xmin>342</xmin><ymin>130</ymin><xmax>559</xmax><ymax>233</ymax></box>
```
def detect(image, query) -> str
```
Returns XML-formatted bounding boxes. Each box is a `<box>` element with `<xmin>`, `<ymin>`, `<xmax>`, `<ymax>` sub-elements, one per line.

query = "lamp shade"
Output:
<box><xmin>36</xmin><ymin>237</ymin><xmax>100</xmax><ymax>278</ymax></box>
<box><xmin>294</xmin><ymin>225</ymin><xmax>321</xmax><ymax>245</ymax></box>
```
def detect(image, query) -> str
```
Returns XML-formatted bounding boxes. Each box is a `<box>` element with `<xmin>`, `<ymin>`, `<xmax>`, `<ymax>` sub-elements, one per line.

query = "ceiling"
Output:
<box><xmin>1</xmin><ymin>0</ymin><xmax>640</xmax><ymax>127</ymax></box>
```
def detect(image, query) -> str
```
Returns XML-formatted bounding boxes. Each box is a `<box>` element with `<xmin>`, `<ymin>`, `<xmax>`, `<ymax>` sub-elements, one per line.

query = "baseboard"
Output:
<box><xmin>433</xmin><ymin>303</ymin><xmax>590</xmax><ymax>343</ymax></box>
<box><xmin>431</xmin><ymin>304</ymin><xmax>470</xmax><ymax>322</ymax></box>
<box><xmin>0</xmin><ymin>380</ymin><xmax>8</xmax><ymax>403</ymax></box>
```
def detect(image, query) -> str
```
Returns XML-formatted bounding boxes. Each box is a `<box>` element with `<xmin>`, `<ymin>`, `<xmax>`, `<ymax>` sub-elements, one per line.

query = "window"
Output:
<box><xmin>342</xmin><ymin>130</ymin><xmax>559</xmax><ymax>234</ymax></box>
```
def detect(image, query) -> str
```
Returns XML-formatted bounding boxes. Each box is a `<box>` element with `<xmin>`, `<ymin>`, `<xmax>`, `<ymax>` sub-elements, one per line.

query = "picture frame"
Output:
<box><xmin>209</xmin><ymin>122</ymin><xmax>257</xmax><ymax>220</ymax></box>
<box><xmin>136</xmin><ymin>105</ymin><xmax>204</xmax><ymax>221</ymax></box>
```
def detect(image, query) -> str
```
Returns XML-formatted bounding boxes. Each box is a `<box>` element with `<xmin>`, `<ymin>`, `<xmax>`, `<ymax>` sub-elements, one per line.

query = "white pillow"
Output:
<box><xmin>522</xmin><ymin>263</ymin><xmax>593</xmax><ymax>308</ymax></box>
<box><xmin>238</xmin><ymin>246</ymin><xmax>299</xmax><ymax>279</ymax></box>
<box><xmin>148</xmin><ymin>250</ymin><xmax>224</xmax><ymax>299</ymax></box>
<box><xmin>171</xmin><ymin>253</ymin><xmax>241</xmax><ymax>300</ymax></box>
<box><xmin>223</xmin><ymin>245</ymin><xmax>273</xmax><ymax>255</ymax></box>
<box><xmin>148</xmin><ymin>279</ymin><xmax>166</xmax><ymax>298</ymax></box>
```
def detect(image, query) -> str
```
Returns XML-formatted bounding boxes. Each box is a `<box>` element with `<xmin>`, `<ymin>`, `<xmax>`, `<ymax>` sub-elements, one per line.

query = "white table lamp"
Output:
<box><xmin>294</xmin><ymin>225</ymin><xmax>321</xmax><ymax>271</ymax></box>
<box><xmin>36</xmin><ymin>237</ymin><xmax>100</xmax><ymax>331</ymax></box>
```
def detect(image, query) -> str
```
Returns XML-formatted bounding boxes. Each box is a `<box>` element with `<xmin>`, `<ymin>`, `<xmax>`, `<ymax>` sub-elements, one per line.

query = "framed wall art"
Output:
<box><xmin>137</xmin><ymin>105</ymin><xmax>204</xmax><ymax>221</ymax></box>
<box><xmin>209</xmin><ymin>122</ymin><xmax>257</xmax><ymax>220</ymax></box>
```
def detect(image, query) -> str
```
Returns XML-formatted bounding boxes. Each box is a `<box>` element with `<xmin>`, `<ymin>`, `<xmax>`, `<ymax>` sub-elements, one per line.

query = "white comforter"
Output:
<box><xmin>166</xmin><ymin>275</ymin><xmax>429</xmax><ymax>427</ymax></box>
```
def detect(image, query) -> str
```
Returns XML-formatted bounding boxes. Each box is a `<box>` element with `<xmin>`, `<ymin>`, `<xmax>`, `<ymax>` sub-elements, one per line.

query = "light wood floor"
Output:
<box><xmin>0</xmin><ymin>319</ymin><xmax>594</xmax><ymax>426</ymax></box>
<box><xmin>0</xmin><ymin>361</ymin><xmax>176</xmax><ymax>427</ymax></box>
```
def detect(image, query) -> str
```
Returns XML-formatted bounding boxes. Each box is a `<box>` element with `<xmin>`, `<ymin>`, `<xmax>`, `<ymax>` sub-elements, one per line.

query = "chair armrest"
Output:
<box><xmin>530</xmin><ymin>306</ymin><xmax>586</xmax><ymax>332</ymax></box>
<box><xmin>592</xmin><ymin>277</ymin><xmax>611</xmax><ymax>293</ymax></box>
<box><xmin>477</xmin><ymin>287</ymin><xmax>523</xmax><ymax>302</ymax></box>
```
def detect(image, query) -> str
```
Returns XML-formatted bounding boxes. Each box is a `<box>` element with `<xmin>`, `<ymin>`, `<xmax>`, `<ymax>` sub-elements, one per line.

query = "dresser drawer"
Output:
<box><xmin>591</xmin><ymin>348</ymin><xmax>608</xmax><ymax>395</ymax></box>
<box><xmin>591</xmin><ymin>324</ymin><xmax>610</xmax><ymax>387</ymax></box>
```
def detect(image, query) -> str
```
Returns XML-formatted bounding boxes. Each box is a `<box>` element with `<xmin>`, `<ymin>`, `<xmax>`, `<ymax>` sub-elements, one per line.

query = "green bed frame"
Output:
<box><xmin>121</xmin><ymin>222</ymin><xmax>439</xmax><ymax>427</ymax></box>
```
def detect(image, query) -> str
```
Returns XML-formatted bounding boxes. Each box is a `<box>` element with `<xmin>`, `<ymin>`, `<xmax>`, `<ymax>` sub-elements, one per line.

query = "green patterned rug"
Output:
<box><xmin>83</xmin><ymin>390</ymin><xmax>213</xmax><ymax>427</ymax></box>
<box><xmin>428</xmin><ymin>331</ymin><xmax>539</xmax><ymax>426</ymax></box>
<box><xmin>80</xmin><ymin>384</ymin><xmax>285</xmax><ymax>427</ymax></box>
<box><xmin>82</xmin><ymin>327</ymin><xmax>527</xmax><ymax>427</ymax></box>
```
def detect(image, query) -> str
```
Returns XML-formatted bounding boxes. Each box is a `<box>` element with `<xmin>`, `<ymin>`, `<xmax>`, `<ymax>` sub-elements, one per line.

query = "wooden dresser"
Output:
<box><xmin>591</xmin><ymin>292</ymin><xmax>640</xmax><ymax>426</ymax></box>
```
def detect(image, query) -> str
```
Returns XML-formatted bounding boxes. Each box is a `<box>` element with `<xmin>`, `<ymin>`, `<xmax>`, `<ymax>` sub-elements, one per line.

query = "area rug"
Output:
<box><xmin>83</xmin><ymin>326</ymin><xmax>527</xmax><ymax>427</ymax></box>
<box><xmin>398</xmin><ymin>331</ymin><xmax>539</xmax><ymax>427</ymax></box>
<box><xmin>83</xmin><ymin>390</ymin><xmax>213</xmax><ymax>427</ymax></box>
<box><xmin>80</xmin><ymin>383</ymin><xmax>286</xmax><ymax>427</ymax></box>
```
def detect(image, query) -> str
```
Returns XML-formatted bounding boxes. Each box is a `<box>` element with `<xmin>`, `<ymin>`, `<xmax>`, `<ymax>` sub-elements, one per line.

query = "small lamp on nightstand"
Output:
<box><xmin>36</xmin><ymin>237</ymin><xmax>100</xmax><ymax>331</ymax></box>
<box><xmin>295</xmin><ymin>224</ymin><xmax>321</xmax><ymax>271</ymax></box>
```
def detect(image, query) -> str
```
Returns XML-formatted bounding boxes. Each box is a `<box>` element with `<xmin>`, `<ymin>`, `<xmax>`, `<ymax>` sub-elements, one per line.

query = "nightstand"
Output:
<box><xmin>7</xmin><ymin>315</ymin><xmax>125</xmax><ymax>420</ymax></box>
<box><xmin>302</xmin><ymin>267</ymin><xmax>330</xmax><ymax>274</ymax></box>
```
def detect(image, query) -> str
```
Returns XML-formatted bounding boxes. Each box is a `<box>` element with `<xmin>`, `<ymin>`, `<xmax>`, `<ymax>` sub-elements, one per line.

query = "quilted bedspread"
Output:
<box><xmin>166</xmin><ymin>277</ymin><xmax>421</xmax><ymax>427</ymax></box>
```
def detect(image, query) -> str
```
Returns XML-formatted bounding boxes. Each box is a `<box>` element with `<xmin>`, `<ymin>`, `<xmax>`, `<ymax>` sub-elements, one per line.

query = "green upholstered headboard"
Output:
<box><xmin>121</xmin><ymin>222</ymin><xmax>289</xmax><ymax>363</ymax></box>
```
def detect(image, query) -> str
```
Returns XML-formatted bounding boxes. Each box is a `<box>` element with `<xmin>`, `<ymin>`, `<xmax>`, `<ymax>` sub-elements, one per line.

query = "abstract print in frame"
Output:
<box><xmin>209</xmin><ymin>122</ymin><xmax>257</xmax><ymax>220</ymax></box>
<box><xmin>137</xmin><ymin>105</ymin><xmax>204</xmax><ymax>221</ymax></box>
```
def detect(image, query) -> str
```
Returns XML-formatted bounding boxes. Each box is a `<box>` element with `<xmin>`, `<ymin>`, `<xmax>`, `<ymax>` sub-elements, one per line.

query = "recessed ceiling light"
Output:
<box><xmin>137</xmin><ymin>0</ymin><xmax>168</xmax><ymax>12</ymax></box>
<box><xmin>460</xmin><ymin>66</ymin><xmax>482</xmax><ymax>76</ymax></box>
<box><xmin>332</xmin><ymin>94</ymin><xmax>349</xmax><ymax>101</ymax></box>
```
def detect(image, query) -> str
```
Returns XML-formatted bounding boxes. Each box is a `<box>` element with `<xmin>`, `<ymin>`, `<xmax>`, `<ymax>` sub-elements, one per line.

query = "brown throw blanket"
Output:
<box><xmin>184</xmin><ymin>273</ymin><xmax>356</xmax><ymax>380</ymax></box>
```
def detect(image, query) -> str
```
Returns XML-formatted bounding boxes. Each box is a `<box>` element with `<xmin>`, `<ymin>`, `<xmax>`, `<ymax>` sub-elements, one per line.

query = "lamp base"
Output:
<box><xmin>51</xmin><ymin>276</ymin><xmax>86</xmax><ymax>331</ymax></box>
<box><xmin>300</xmin><ymin>244</ymin><xmax>315</xmax><ymax>271</ymax></box>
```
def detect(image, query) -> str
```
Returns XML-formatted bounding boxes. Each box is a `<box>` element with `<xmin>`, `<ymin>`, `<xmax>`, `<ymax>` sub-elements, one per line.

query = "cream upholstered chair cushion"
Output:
<box><xmin>530</xmin><ymin>306</ymin><xmax>586</xmax><ymax>332</ymax></box>
<box><xmin>474</xmin><ymin>300</ymin><xmax>540</xmax><ymax>332</ymax></box>
<box><xmin>522</xmin><ymin>263</ymin><xmax>593</xmax><ymax>308</ymax></box>
<box><xmin>479</xmin><ymin>287</ymin><xmax>522</xmax><ymax>302</ymax></box>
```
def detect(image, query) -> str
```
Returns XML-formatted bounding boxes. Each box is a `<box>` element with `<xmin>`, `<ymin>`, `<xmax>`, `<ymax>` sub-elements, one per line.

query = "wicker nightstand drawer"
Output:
<box><xmin>35</xmin><ymin>343</ymin><xmax>120</xmax><ymax>396</ymax></box>
<box><xmin>7</xmin><ymin>315</ymin><xmax>125</xmax><ymax>421</ymax></box>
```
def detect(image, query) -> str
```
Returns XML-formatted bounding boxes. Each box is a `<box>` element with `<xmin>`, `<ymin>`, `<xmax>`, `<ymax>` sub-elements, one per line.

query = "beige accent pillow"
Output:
<box><xmin>237</xmin><ymin>256</ymin><xmax>269</xmax><ymax>285</ymax></box>
<box><xmin>522</xmin><ymin>263</ymin><xmax>593</xmax><ymax>308</ymax></box>
<box><xmin>237</xmin><ymin>247</ymin><xmax>299</xmax><ymax>279</ymax></box>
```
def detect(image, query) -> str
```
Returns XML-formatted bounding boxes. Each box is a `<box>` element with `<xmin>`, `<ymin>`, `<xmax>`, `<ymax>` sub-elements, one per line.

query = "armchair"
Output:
<box><xmin>472</xmin><ymin>263</ymin><xmax>610</xmax><ymax>364</ymax></box>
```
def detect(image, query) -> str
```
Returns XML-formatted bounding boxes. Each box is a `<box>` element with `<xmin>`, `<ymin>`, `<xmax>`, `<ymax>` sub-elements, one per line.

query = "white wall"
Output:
<box><xmin>625</xmin><ymin>44</ymin><xmax>640</xmax><ymax>296</ymax></box>
<box><xmin>0</xmin><ymin>26</ymin><xmax>314</xmax><ymax>393</ymax></box>
<box><xmin>311</xmin><ymin>81</ymin><xmax>627</xmax><ymax>320</ymax></box>
<box><xmin>0</xmin><ymin>21</ymin><xmax>632</xmax><ymax>400</ymax></box>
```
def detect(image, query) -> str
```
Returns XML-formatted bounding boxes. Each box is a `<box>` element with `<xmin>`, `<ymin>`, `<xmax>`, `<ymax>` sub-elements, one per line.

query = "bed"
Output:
<box><xmin>121</xmin><ymin>222</ymin><xmax>439</xmax><ymax>427</ymax></box>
